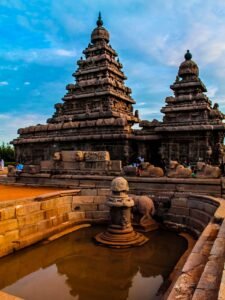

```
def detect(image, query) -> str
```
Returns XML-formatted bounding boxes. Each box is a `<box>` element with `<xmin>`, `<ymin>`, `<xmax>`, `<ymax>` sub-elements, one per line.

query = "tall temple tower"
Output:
<box><xmin>13</xmin><ymin>13</ymin><xmax>139</xmax><ymax>164</ymax></box>
<box><xmin>158</xmin><ymin>50</ymin><xmax>225</xmax><ymax>164</ymax></box>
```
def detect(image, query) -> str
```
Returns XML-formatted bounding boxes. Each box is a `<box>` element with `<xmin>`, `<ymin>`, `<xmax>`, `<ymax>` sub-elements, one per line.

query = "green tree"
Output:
<box><xmin>0</xmin><ymin>142</ymin><xmax>15</xmax><ymax>162</ymax></box>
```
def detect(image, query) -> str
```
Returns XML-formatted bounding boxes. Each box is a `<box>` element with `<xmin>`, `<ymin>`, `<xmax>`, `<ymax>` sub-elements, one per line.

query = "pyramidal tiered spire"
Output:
<box><xmin>161</xmin><ymin>50</ymin><xmax>216</xmax><ymax>125</ymax></box>
<box><xmin>48</xmin><ymin>13</ymin><xmax>138</xmax><ymax>125</ymax></box>
<box><xmin>158</xmin><ymin>50</ymin><xmax>225</xmax><ymax>164</ymax></box>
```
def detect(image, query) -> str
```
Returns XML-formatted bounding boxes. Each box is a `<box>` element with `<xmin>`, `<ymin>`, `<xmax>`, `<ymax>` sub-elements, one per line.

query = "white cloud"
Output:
<box><xmin>0</xmin><ymin>81</ymin><xmax>8</xmax><ymax>86</ymax></box>
<box><xmin>54</xmin><ymin>49</ymin><xmax>75</xmax><ymax>57</ymax></box>
<box><xmin>0</xmin><ymin>113</ymin><xmax>48</xmax><ymax>143</ymax></box>
<box><xmin>0</xmin><ymin>48</ymin><xmax>77</xmax><ymax>64</ymax></box>
<box><xmin>207</xmin><ymin>86</ymin><xmax>218</xmax><ymax>99</ymax></box>
<box><xmin>24</xmin><ymin>81</ymin><xmax>30</xmax><ymax>85</ymax></box>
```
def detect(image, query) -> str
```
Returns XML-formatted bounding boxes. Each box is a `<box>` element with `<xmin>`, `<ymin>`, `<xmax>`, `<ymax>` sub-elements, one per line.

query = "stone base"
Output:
<box><xmin>94</xmin><ymin>227</ymin><xmax>148</xmax><ymax>248</ymax></box>
<box><xmin>133</xmin><ymin>219</ymin><xmax>159</xmax><ymax>232</ymax></box>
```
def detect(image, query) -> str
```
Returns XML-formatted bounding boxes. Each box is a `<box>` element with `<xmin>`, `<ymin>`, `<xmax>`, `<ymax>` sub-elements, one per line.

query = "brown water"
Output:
<box><xmin>0</xmin><ymin>226</ymin><xmax>187</xmax><ymax>300</ymax></box>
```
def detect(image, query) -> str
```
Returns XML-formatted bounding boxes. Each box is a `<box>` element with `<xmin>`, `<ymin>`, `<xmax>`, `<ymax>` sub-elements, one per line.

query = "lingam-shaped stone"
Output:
<box><xmin>94</xmin><ymin>177</ymin><xmax>148</xmax><ymax>248</ymax></box>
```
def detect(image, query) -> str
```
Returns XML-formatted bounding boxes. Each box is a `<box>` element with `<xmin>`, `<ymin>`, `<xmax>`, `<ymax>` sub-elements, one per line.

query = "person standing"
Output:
<box><xmin>0</xmin><ymin>158</ymin><xmax>4</xmax><ymax>171</ymax></box>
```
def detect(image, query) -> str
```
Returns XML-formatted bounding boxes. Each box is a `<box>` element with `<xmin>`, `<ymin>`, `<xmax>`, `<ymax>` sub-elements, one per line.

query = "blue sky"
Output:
<box><xmin>1</xmin><ymin>0</ymin><xmax>225</xmax><ymax>143</ymax></box>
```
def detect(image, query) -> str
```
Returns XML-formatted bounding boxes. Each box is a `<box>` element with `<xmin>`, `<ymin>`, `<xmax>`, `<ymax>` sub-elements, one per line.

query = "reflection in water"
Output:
<box><xmin>0</xmin><ymin>226</ymin><xmax>187</xmax><ymax>300</ymax></box>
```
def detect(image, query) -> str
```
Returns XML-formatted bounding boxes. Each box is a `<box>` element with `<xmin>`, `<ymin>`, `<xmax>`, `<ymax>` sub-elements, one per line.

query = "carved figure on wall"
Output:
<box><xmin>167</xmin><ymin>160</ymin><xmax>192</xmax><ymax>178</ymax></box>
<box><xmin>85</xmin><ymin>151</ymin><xmax>110</xmax><ymax>162</ymax></box>
<box><xmin>74</xmin><ymin>151</ymin><xmax>85</xmax><ymax>162</ymax></box>
<box><xmin>53</xmin><ymin>152</ymin><xmax>62</xmax><ymax>161</ymax></box>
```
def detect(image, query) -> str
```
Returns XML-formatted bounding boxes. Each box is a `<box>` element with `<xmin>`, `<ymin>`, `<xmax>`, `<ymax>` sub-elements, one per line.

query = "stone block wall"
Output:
<box><xmin>161</xmin><ymin>193</ymin><xmax>220</xmax><ymax>236</ymax></box>
<box><xmin>0</xmin><ymin>188</ymin><xmax>110</xmax><ymax>258</ymax></box>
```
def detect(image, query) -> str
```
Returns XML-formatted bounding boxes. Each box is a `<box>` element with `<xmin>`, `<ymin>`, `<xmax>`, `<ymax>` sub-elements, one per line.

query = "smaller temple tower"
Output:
<box><xmin>158</xmin><ymin>50</ymin><xmax>225</xmax><ymax>164</ymax></box>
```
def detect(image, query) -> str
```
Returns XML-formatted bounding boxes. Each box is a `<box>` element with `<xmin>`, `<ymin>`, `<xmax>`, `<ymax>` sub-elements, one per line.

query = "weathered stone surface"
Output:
<box><xmin>109</xmin><ymin>160</ymin><xmax>122</xmax><ymax>172</ymax></box>
<box><xmin>84</xmin><ymin>151</ymin><xmax>110</xmax><ymax>162</ymax></box>
<box><xmin>218</xmin><ymin>269</ymin><xmax>225</xmax><ymax>300</ymax></box>
<box><xmin>93</xmin><ymin>196</ymin><xmax>107</xmax><ymax>204</ymax></box>
<box><xmin>169</xmin><ymin>206</ymin><xmax>190</xmax><ymax>216</ymax></box>
<box><xmin>171</xmin><ymin>197</ymin><xmax>188</xmax><ymax>207</ymax></box>
<box><xmin>37</xmin><ymin>219</ymin><xmax>53</xmax><ymax>231</ymax></box>
<box><xmin>4</xmin><ymin>230</ymin><xmax>19</xmax><ymax>243</ymax></box>
<box><xmin>0</xmin><ymin>207</ymin><xmax>16</xmax><ymax>220</ymax></box>
<box><xmin>72</xmin><ymin>196</ymin><xmax>94</xmax><ymax>204</ymax></box>
<box><xmin>16</xmin><ymin>202</ymin><xmax>41</xmax><ymax>216</ymax></box>
<box><xmin>85</xmin><ymin>211</ymin><xmax>109</xmax><ymax>220</ymax></box>
<box><xmin>44</xmin><ymin>208</ymin><xmax>58</xmax><ymax>219</ymax></box>
<box><xmin>0</xmin><ymin>219</ymin><xmax>18</xmax><ymax>234</ymax></box>
<box><xmin>40</xmin><ymin>199</ymin><xmax>57</xmax><ymax>210</ymax></box>
<box><xmin>98</xmin><ymin>204</ymin><xmax>109</xmax><ymax>211</ymax></box>
<box><xmin>19</xmin><ymin>224</ymin><xmax>38</xmax><ymax>237</ymax></box>
<box><xmin>97</xmin><ymin>188</ymin><xmax>110</xmax><ymax>196</ymax></box>
<box><xmin>187</xmin><ymin>199</ymin><xmax>217</xmax><ymax>215</ymax></box>
<box><xmin>182</xmin><ymin>252</ymin><xmax>207</xmax><ymax>273</ymax></box>
<box><xmin>80</xmin><ymin>189</ymin><xmax>97</xmax><ymax>196</ymax></box>
<box><xmin>197</xmin><ymin>258</ymin><xmax>222</xmax><ymax>290</ymax></box>
<box><xmin>192</xmin><ymin>289</ymin><xmax>217</xmax><ymax>300</ymax></box>
<box><xmin>190</xmin><ymin>209</ymin><xmax>211</xmax><ymax>224</ymax></box>
<box><xmin>50</xmin><ymin>215</ymin><xmax>65</xmax><ymax>226</ymax></box>
<box><xmin>68</xmin><ymin>211</ymin><xmax>85</xmax><ymax>221</ymax></box>
<box><xmin>73</xmin><ymin>203</ymin><xmax>98</xmax><ymax>211</ymax></box>
<box><xmin>57</xmin><ymin>204</ymin><xmax>71</xmax><ymax>215</ymax></box>
<box><xmin>210</xmin><ymin>237</ymin><xmax>225</xmax><ymax>257</ymax></box>
<box><xmin>17</xmin><ymin>211</ymin><xmax>45</xmax><ymax>227</ymax></box>
<box><xmin>0</xmin><ymin>234</ymin><xmax>5</xmax><ymax>245</ymax></box>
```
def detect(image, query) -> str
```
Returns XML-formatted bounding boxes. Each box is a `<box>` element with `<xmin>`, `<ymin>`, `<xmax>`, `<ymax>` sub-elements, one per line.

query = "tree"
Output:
<box><xmin>0</xmin><ymin>142</ymin><xmax>15</xmax><ymax>162</ymax></box>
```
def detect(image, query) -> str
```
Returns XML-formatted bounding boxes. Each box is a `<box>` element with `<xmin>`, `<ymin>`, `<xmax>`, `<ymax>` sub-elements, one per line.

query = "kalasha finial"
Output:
<box><xmin>184</xmin><ymin>50</ymin><xmax>192</xmax><ymax>60</ymax></box>
<box><xmin>97</xmin><ymin>12</ymin><xmax>103</xmax><ymax>27</ymax></box>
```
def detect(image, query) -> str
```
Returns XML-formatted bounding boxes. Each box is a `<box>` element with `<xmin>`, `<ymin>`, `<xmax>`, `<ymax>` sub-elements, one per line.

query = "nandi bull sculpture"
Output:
<box><xmin>129</xmin><ymin>194</ymin><xmax>158</xmax><ymax>232</ymax></box>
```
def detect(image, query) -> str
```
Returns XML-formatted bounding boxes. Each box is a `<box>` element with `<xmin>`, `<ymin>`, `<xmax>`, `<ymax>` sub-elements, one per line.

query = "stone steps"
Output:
<box><xmin>167</xmin><ymin>222</ymin><xmax>220</xmax><ymax>299</ymax></box>
<box><xmin>192</xmin><ymin>220</ymin><xmax>225</xmax><ymax>299</ymax></box>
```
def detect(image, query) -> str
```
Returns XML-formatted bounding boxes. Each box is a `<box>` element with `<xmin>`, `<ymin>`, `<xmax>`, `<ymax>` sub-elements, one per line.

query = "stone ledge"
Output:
<box><xmin>0</xmin><ymin>291</ymin><xmax>23</xmax><ymax>300</ymax></box>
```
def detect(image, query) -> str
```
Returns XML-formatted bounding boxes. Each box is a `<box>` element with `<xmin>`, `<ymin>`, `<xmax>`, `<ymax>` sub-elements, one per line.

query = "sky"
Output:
<box><xmin>1</xmin><ymin>0</ymin><xmax>225</xmax><ymax>143</ymax></box>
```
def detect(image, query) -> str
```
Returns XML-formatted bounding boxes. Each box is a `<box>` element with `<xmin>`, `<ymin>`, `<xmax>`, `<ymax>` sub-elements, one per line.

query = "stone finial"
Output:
<box><xmin>97</xmin><ymin>12</ymin><xmax>103</xmax><ymax>27</ymax></box>
<box><xmin>111</xmin><ymin>176</ymin><xmax>129</xmax><ymax>192</ymax></box>
<box><xmin>184</xmin><ymin>50</ymin><xmax>192</xmax><ymax>60</ymax></box>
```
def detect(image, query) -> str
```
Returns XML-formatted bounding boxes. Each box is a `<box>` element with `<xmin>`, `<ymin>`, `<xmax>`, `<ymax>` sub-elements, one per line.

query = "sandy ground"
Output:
<box><xmin>0</xmin><ymin>184</ymin><xmax>66</xmax><ymax>201</ymax></box>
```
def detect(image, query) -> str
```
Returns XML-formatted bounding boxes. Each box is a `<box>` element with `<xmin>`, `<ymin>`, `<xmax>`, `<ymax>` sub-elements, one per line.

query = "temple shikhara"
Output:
<box><xmin>12</xmin><ymin>13</ymin><xmax>225</xmax><ymax>172</ymax></box>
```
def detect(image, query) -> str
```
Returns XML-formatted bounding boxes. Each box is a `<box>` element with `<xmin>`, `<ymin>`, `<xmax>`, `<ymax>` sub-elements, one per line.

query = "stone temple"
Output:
<box><xmin>12</xmin><ymin>13</ymin><xmax>225</xmax><ymax>168</ymax></box>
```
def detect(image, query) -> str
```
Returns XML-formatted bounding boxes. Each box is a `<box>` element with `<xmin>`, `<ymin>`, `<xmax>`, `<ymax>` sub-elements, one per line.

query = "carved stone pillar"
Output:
<box><xmin>95</xmin><ymin>177</ymin><xmax>148</xmax><ymax>248</ymax></box>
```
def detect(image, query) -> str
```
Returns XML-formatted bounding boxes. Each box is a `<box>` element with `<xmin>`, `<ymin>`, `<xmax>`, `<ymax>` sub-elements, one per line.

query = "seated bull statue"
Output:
<box><xmin>167</xmin><ymin>160</ymin><xmax>192</xmax><ymax>178</ymax></box>
<box><xmin>129</xmin><ymin>194</ymin><xmax>155</xmax><ymax>226</ymax></box>
<box><xmin>139</xmin><ymin>162</ymin><xmax>164</xmax><ymax>177</ymax></box>
<box><xmin>196</xmin><ymin>162</ymin><xmax>221</xmax><ymax>178</ymax></box>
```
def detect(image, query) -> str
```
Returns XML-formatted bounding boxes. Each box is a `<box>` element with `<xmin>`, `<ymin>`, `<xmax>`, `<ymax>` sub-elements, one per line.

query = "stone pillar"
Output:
<box><xmin>94</xmin><ymin>177</ymin><xmax>148</xmax><ymax>248</ymax></box>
